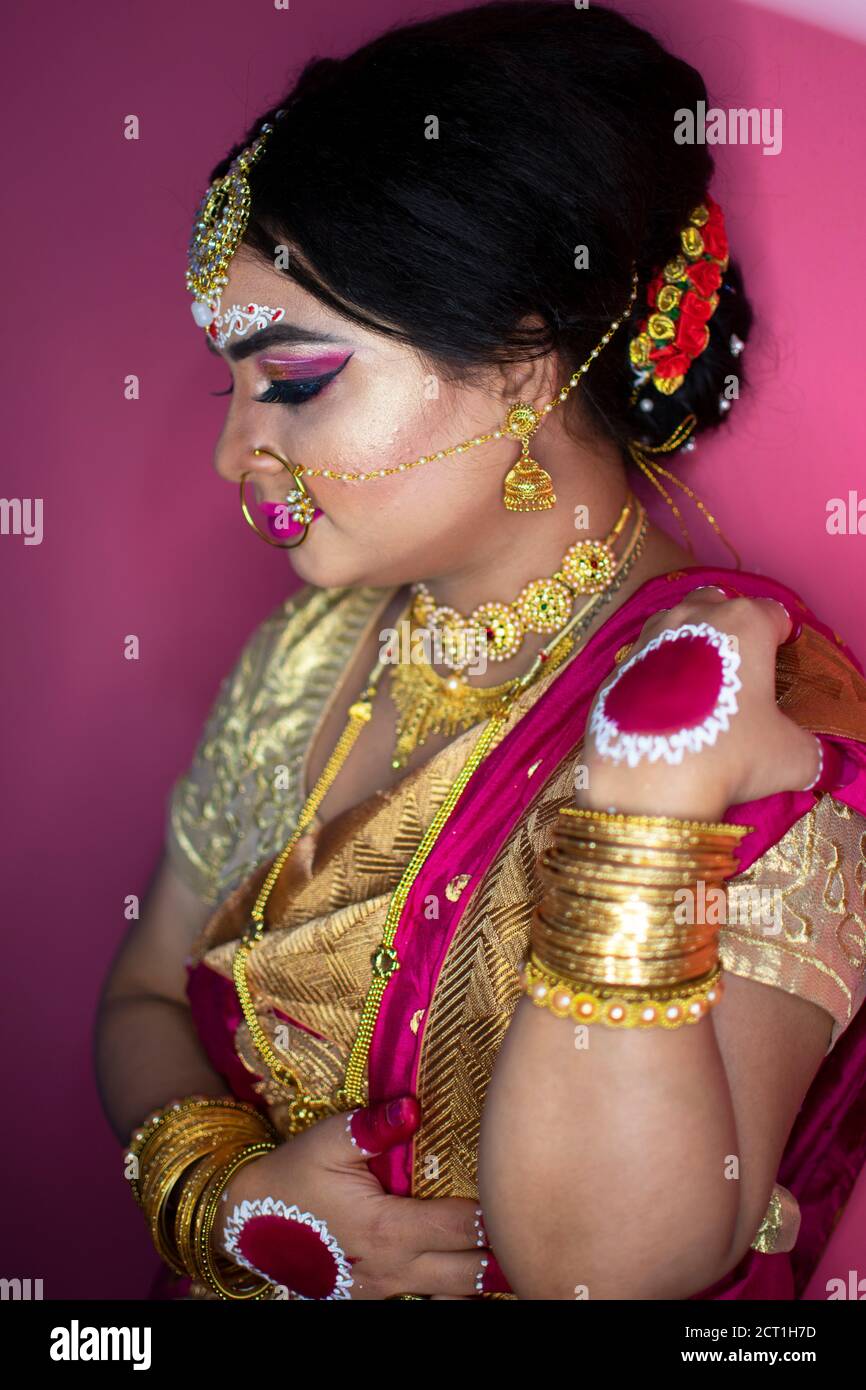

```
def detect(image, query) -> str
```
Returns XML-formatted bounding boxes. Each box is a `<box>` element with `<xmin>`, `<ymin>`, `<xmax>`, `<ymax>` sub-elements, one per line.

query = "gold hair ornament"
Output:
<box><xmin>627</xmin><ymin>415</ymin><xmax>740</xmax><ymax>566</ymax></box>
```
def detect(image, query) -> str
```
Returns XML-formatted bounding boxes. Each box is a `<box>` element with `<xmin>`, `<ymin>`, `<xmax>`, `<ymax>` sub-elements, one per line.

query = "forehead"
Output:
<box><xmin>221</xmin><ymin>247</ymin><xmax>297</xmax><ymax>300</ymax></box>
<box><xmin>205</xmin><ymin>250</ymin><xmax>349</xmax><ymax>355</ymax></box>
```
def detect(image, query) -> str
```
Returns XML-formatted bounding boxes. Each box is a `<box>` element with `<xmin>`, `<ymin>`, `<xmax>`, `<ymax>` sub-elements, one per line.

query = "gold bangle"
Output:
<box><xmin>138</xmin><ymin>1113</ymin><xmax>272</xmax><ymax>1240</ymax></box>
<box><xmin>126</xmin><ymin>1096</ymin><xmax>270</xmax><ymax>1206</ymax></box>
<box><xmin>520</xmin><ymin>954</ymin><xmax>724</xmax><ymax>1028</ymax></box>
<box><xmin>194</xmin><ymin>1142</ymin><xmax>280</xmax><ymax>1300</ymax></box>
<box><xmin>134</xmin><ymin>1106</ymin><xmax>279</xmax><ymax>1275</ymax></box>
<box><xmin>173</xmin><ymin>1139</ymin><xmax>254</xmax><ymax>1279</ymax></box>
<box><xmin>530</xmin><ymin>811</ymin><xmax>747</xmax><ymax>988</ymax></box>
<box><xmin>557</xmin><ymin>806</ymin><xmax>752</xmax><ymax>841</ymax></box>
<box><xmin>532</xmin><ymin>893</ymin><xmax>720</xmax><ymax>987</ymax></box>
<box><xmin>542</xmin><ymin>849</ymin><xmax>741</xmax><ymax>884</ymax></box>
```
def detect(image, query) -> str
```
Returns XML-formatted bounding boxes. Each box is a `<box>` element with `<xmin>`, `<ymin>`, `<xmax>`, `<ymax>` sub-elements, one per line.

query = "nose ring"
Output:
<box><xmin>239</xmin><ymin>447</ymin><xmax>315</xmax><ymax>549</ymax></box>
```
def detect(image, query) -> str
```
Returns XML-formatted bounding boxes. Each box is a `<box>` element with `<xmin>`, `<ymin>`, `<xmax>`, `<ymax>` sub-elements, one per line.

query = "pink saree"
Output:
<box><xmin>181</xmin><ymin>564</ymin><xmax>866</xmax><ymax>1300</ymax></box>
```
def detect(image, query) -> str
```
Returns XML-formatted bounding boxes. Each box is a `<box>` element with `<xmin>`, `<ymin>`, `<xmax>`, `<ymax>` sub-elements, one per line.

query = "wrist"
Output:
<box><xmin>573</xmin><ymin>775</ymin><xmax>728</xmax><ymax>824</ymax></box>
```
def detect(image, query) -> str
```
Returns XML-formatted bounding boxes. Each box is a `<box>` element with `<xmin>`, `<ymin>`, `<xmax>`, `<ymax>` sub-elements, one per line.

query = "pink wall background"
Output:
<box><xmin>2</xmin><ymin>0</ymin><xmax>863</xmax><ymax>1298</ymax></box>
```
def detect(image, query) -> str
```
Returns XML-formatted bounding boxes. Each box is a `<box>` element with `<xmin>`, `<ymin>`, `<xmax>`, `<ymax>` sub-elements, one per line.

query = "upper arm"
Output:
<box><xmin>711</xmin><ymin>971</ymin><xmax>831</xmax><ymax>1260</ymax></box>
<box><xmin>712</xmin><ymin>793</ymin><xmax>866</xmax><ymax>1258</ymax></box>
<box><xmin>100</xmin><ymin>852</ymin><xmax>215</xmax><ymax>1009</ymax></box>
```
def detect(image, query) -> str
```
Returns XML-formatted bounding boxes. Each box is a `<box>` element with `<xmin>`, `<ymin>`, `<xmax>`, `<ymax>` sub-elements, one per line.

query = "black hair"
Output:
<box><xmin>207</xmin><ymin>0</ymin><xmax>754</xmax><ymax>464</ymax></box>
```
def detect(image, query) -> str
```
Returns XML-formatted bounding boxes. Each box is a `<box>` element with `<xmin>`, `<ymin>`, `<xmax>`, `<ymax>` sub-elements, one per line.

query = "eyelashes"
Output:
<box><xmin>209</xmin><ymin>379</ymin><xmax>327</xmax><ymax>406</ymax></box>
<box><xmin>256</xmin><ymin>377</ymin><xmax>332</xmax><ymax>406</ymax></box>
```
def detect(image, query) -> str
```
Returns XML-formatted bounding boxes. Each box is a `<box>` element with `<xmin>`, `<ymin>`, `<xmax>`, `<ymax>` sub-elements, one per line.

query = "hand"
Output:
<box><xmin>214</xmin><ymin>1097</ymin><xmax>488</xmax><ymax>1299</ymax></box>
<box><xmin>578</xmin><ymin>589</ymin><xmax>820</xmax><ymax>821</ymax></box>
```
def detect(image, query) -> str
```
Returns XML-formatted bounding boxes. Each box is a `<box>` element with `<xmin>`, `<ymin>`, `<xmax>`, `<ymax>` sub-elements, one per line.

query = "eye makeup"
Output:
<box><xmin>254</xmin><ymin>350</ymin><xmax>353</xmax><ymax>408</ymax></box>
<box><xmin>257</xmin><ymin>351</ymin><xmax>353</xmax><ymax>378</ymax></box>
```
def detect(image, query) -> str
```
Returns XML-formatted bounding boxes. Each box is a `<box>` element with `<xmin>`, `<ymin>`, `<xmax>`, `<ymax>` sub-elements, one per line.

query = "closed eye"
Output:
<box><xmin>255</xmin><ymin>377</ymin><xmax>332</xmax><ymax>406</ymax></box>
<box><xmin>209</xmin><ymin>378</ymin><xmax>329</xmax><ymax>404</ymax></box>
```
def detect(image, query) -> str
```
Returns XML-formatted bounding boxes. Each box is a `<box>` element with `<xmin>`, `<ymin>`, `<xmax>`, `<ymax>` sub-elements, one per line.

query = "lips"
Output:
<box><xmin>258</xmin><ymin>499</ymin><xmax>324</xmax><ymax>539</ymax></box>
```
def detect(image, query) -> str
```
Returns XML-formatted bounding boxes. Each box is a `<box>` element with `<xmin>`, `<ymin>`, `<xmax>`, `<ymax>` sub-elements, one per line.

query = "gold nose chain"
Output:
<box><xmin>232</xmin><ymin>500</ymin><xmax>647</xmax><ymax>1134</ymax></box>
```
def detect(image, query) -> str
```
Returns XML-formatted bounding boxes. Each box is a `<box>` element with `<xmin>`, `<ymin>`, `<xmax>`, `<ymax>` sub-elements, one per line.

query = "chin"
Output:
<box><xmin>285</xmin><ymin>519</ymin><xmax>395</xmax><ymax>590</ymax></box>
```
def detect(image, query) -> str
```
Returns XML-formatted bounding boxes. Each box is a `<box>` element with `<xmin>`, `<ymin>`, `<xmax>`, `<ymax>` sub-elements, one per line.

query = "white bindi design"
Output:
<box><xmin>191</xmin><ymin>299</ymin><xmax>286</xmax><ymax>349</ymax></box>
<box><xmin>589</xmin><ymin>621</ymin><xmax>742</xmax><ymax>767</ymax></box>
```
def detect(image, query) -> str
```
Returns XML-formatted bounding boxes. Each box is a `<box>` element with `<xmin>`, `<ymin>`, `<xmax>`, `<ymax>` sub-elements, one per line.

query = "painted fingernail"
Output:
<box><xmin>385</xmin><ymin>1097</ymin><xmax>419</xmax><ymax>1129</ymax></box>
<box><xmin>348</xmin><ymin>1096</ymin><xmax>422</xmax><ymax>1156</ymax></box>
<box><xmin>803</xmin><ymin>739</ymin><xmax>857</xmax><ymax>794</ymax></box>
<box><xmin>474</xmin><ymin>1206</ymin><xmax>487</xmax><ymax>1247</ymax></box>
<box><xmin>478</xmin><ymin>1250</ymin><xmax>512</xmax><ymax>1295</ymax></box>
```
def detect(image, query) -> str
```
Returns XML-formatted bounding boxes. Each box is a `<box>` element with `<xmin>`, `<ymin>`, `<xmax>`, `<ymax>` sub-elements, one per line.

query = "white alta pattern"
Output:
<box><xmin>590</xmin><ymin>621</ymin><xmax>742</xmax><ymax>767</ymax></box>
<box><xmin>222</xmin><ymin>1196</ymin><xmax>354</xmax><ymax>1300</ymax></box>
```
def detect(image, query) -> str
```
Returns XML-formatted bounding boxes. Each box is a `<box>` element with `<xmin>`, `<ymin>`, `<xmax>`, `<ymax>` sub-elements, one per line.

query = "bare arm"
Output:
<box><xmin>478</xmin><ymin>971</ymin><xmax>831</xmax><ymax>1298</ymax></box>
<box><xmin>94</xmin><ymin>853</ymin><xmax>229</xmax><ymax>1144</ymax></box>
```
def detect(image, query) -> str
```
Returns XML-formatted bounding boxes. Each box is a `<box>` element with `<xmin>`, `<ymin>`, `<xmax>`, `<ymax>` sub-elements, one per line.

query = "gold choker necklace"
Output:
<box><xmin>410</xmin><ymin>496</ymin><xmax>634</xmax><ymax>672</ymax></box>
<box><xmin>388</xmin><ymin>497</ymin><xmax>647</xmax><ymax>768</ymax></box>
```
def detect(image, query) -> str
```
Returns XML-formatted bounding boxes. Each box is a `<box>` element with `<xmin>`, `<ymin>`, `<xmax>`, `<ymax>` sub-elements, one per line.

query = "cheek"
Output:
<box><xmin>306</xmin><ymin>380</ymin><xmax>497</xmax><ymax>527</ymax></box>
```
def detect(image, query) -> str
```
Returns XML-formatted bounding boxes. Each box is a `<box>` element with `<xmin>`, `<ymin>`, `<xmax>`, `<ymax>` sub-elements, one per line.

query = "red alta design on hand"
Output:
<box><xmin>223</xmin><ymin>1199</ymin><xmax>354</xmax><ymax>1299</ymax></box>
<box><xmin>589</xmin><ymin>622</ymin><xmax>741</xmax><ymax>767</ymax></box>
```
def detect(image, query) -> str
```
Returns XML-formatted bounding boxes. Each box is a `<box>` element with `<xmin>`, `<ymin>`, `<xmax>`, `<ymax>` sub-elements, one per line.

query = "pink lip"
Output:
<box><xmin>258</xmin><ymin>499</ymin><xmax>324</xmax><ymax>539</ymax></box>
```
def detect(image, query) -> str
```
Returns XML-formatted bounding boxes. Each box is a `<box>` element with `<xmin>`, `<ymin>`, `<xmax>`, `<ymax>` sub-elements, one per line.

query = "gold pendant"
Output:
<box><xmin>387</xmin><ymin>660</ymin><xmax>515</xmax><ymax>768</ymax></box>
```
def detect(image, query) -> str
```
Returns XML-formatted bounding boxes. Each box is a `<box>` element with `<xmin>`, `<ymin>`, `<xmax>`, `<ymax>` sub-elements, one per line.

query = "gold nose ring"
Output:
<box><xmin>239</xmin><ymin>447</ymin><xmax>314</xmax><ymax>549</ymax></box>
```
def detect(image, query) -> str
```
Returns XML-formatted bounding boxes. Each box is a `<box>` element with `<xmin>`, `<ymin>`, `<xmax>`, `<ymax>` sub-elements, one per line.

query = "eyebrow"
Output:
<box><xmin>205</xmin><ymin>322</ymin><xmax>351</xmax><ymax>361</ymax></box>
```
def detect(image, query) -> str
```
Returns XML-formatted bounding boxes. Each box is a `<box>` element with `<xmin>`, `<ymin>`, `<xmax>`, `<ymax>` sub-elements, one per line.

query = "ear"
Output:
<box><xmin>493</xmin><ymin>313</ymin><xmax>564</xmax><ymax>412</ymax></box>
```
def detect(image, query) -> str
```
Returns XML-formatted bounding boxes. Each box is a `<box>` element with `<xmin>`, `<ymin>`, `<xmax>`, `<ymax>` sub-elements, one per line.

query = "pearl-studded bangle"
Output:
<box><xmin>519</xmin><ymin>954</ymin><xmax>724</xmax><ymax>1029</ymax></box>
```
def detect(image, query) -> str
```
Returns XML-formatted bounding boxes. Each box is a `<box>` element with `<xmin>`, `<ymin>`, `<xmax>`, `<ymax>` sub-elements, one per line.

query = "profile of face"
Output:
<box><xmin>206</xmin><ymin>249</ymin><xmax>579</xmax><ymax>591</ymax></box>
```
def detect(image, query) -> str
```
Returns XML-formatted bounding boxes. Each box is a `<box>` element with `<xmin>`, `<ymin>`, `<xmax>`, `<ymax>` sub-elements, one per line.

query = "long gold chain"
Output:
<box><xmin>232</xmin><ymin>503</ymin><xmax>647</xmax><ymax>1132</ymax></box>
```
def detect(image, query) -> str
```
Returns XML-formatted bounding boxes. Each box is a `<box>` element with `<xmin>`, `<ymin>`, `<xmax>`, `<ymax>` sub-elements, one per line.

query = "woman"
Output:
<box><xmin>96</xmin><ymin>1</ymin><xmax>866</xmax><ymax>1300</ymax></box>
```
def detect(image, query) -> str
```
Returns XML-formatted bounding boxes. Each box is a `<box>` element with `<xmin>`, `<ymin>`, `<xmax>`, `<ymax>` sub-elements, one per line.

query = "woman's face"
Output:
<box><xmin>205</xmin><ymin>248</ymin><xmax>565</xmax><ymax>589</ymax></box>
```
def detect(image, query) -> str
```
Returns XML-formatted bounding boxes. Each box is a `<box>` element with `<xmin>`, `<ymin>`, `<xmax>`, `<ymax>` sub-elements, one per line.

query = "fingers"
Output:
<box><xmin>382</xmin><ymin>1194</ymin><xmax>482</xmax><ymax>1252</ymax></box>
<box><xmin>345</xmin><ymin>1096</ymin><xmax>421</xmax><ymax>1159</ymax></box>
<box><xmin>747</xmin><ymin>716</ymin><xmax>823</xmax><ymax>800</ymax></box>
<box><xmin>406</xmin><ymin>1248</ymin><xmax>490</xmax><ymax>1298</ymax></box>
<box><xmin>689</xmin><ymin>585</ymin><xmax>732</xmax><ymax>602</ymax></box>
<box><xmin>751</xmin><ymin>596</ymin><xmax>795</xmax><ymax>645</ymax></box>
<box><xmin>634</xmin><ymin>593</ymin><xmax>797</xmax><ymax>668</ymax></box>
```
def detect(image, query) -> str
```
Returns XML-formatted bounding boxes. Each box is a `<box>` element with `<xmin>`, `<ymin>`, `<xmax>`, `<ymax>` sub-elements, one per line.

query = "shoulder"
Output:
<box><xmin>721</xmin><ymin>793</ymin><xmax>866</xmax><ymax>1053</ymax></box>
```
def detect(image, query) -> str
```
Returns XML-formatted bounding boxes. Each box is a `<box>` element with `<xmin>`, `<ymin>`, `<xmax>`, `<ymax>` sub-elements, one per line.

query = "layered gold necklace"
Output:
<box><xmin>387</xmin><ymin>496</ymin><xmax>638</xmax><ymax>768</ymax></box>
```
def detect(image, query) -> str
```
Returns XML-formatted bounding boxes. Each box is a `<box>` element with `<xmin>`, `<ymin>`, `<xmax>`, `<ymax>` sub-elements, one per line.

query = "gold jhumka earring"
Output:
<box><xmin>502</xmin><ymin>402</ymin><xmax>556</xmax><ymax>511</ymax></box>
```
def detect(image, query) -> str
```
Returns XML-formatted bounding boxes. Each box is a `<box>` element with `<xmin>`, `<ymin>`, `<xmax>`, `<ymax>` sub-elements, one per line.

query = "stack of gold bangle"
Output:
<box><xmin>520</xmin><ymin>808</ymin><xmax>752</xmax><ymax>1029</ymax></box>
<box><xmin>125</xmin><ymin>1094</ymin><xmax>281</xmax><ymax>1298</ymax></box>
